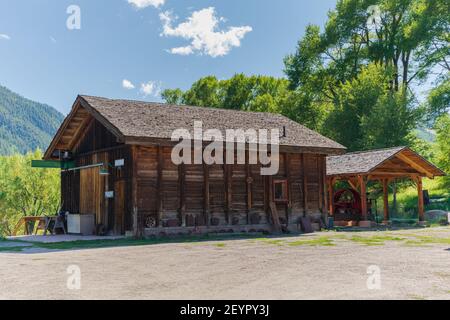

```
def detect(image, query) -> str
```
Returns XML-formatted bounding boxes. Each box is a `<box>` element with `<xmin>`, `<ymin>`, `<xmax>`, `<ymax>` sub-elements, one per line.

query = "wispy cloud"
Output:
<box><xmin>140</xmin><ymin>81</ymin><xmax>161</xmax><ymax>97</ymax></box>
<box><xmin>50</xmin><ymin>36</ymin><xmax>57</xmax><ymax>43</ymax></box>
<box><xmin>160</xmin><ymin>7</ymin><xmax>252</xmax><ymax>57</ymax></box>
<box><xmin>122</xmin><ymin>79</ymin><xmax>136</xmax><ymax>90</ymax></box>
<box><xmin>0</xmin><ymin>34</ymin><xmax>11</xmax><ymax>40</ymax></box>
<box><xmin>127</xmin><ymin>0</ymin><xmax>165</xmax><ymax>9</ymax></box>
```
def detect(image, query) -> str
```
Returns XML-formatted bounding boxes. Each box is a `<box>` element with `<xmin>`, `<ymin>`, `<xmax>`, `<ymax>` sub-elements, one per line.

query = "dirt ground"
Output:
<box><xmin>1</xmin><ymin>227</ymin><xmax>450</xmax><ymax>300</ymax></box>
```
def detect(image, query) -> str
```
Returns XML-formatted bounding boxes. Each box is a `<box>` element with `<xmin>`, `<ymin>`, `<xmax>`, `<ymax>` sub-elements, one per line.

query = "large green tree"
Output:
<box><xmin>284</xmin><ymin>0</ymin><xmax>449</xmax><ymax>150</ymax></box>
<box><xmin>162</xmin><ymin>74</ymin><xmax>327</xmax><ymax>131</ymax></box>
<box><xmin>0</xmin><ymin>150</ymin><xmax>60</xmax><ymax>236</ymax></box>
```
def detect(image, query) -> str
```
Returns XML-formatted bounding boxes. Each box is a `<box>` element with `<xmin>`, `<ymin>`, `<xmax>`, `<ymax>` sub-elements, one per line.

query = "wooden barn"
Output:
<box><xmin>44</xmin><ymin>95</ymin><xmax>346</xmax><ymax>236</ymax></box>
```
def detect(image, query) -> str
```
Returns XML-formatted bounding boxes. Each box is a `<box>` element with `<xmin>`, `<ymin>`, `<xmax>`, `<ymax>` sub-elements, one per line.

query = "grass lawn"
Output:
<box><xmin>374</xmin><ymin>177</ymin><xmax>449</xmax><ymax>223</ymax></box>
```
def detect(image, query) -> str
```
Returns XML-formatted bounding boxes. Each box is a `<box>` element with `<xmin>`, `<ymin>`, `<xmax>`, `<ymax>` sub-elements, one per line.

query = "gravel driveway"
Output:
<box><xmin>1</xmin><ymin>227</ymin><xmax>449</xmax><ymax>300</ymax></box>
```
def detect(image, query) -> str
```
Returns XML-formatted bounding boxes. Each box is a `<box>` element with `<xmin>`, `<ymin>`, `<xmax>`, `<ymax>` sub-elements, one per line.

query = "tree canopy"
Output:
<box><xmin>162</xmin><ymin>0</ymin><xmax>449</xmax><ymax>153</ymax></box>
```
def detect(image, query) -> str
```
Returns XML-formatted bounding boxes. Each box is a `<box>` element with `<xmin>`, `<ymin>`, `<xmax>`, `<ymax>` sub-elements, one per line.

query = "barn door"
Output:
<box><xmin>114</xmin><ymin>180</ymin><xmax>125</xmax><ymax>235</ymax></box>
<box><xmin>79</xmin><ymin>167</ymin><xmax>105</xmax><ymax>227</ymax></box>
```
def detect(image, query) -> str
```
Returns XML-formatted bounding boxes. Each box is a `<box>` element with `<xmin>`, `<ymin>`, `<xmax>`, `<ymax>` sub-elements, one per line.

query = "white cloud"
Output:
<box><xmin>0</xmin><ymin>34</ymin><xmax>10</xmax><ymax>40</ymax></box>
<box><xmin>128</xmin><ymin>0</ymin><xmax>165</xmax><ymax>9</ymax></box>
<box><xmin>122</xmin><ymin>79</ymin><xmax>136</xmax><ymax>90</ymax></box>
<box><xmin>159</xmin><ymin>7</ymin><xmax>252</xmax><ymax>57</ymax></box>
<box><xmin>50</xmin><ymin>36</ymin><xmax>57</xmax><ymax>43</ymax></box>
<box><xmin>140</xmin><ymin>81</ymin><xmax>161</xmax><ymax>97</ymax></box>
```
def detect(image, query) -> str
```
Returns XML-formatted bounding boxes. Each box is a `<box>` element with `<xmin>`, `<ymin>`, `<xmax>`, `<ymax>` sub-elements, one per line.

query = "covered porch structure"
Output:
<box><xmin>326</xmin><ymin>147</ymin><xmax>445</xmax><ymax>226</ymax></box>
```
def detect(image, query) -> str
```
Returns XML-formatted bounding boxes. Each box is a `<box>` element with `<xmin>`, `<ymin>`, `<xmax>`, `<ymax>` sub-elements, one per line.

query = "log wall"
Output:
<box><xmin>134</xmin><ymin>145</ymin><xmax>327</xmax><ymax>231</ymax></box>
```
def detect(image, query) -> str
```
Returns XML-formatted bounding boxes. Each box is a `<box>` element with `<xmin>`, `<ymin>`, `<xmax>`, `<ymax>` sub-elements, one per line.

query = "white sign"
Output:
<box><xmin>105</xmin><ymin>191</ymin><xmax>114</xmax><ymax>199</ymax></box>
<box><xmin>115</xmin><ymin>159</ymin><xmax>125</xmax><ymax>167</ymax></box>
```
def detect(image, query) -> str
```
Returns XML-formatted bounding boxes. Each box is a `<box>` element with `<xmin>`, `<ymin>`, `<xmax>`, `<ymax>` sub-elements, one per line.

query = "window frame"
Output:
<box><xmin>273</xmin><ymin>179</ymin><xmax>289</xmax><ymax>203</ymax></box>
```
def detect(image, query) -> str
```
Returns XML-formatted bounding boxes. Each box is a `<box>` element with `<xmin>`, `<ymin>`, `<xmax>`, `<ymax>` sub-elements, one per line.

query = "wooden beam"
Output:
<box><xmin>156</xmin><ymin>145</ymin><xmax>164</xmax><ymax>227</ymax></box>
<box><xmin>417</xmin><ymin>176</ymin><xmax>425</xmax><ymax>221</ymax></box>
<box><xmin>225</xmin><ymin>164</ymin><xmax>233</xmax><ymax>225</ymax></box>
<box><xmin>179</xmin><ymin>163</ymin><xmax>186</xmax><ymax>227</ymax></box>
<box><xmin>245</xmin><ymin>155</ymin><xmax>252</xmax><ymax>224</ymax></box>
<box><xmin>285</xmin><ymin>153</ymin><xmax>292</xmax><ymax>222</ymax></box>
<box><xmin>204</xmin><ymin>163</ymin><xmax>210</xmax><ymax>226</ymax></box>
<box><xmin>328</xmin><ymin>177</ymin><xmax>335</xmax><ymax>216</ymax></box>
<box><xmin>358</xmin><ymin>175</ymin><xmax>368</xmax><ymax>220</ymax></box>
<box><xmin>301</xmin><ymin>154</ymin><xmax>308</xmax><ymax>216</ymax></box>
<box><xmin>396</xmin><ymin>153</ymin><xmax>434</xmax><ymax>179</ymax></box>
<box><xmin>269</xmin><ymin>202</ymin><xmax>282</xmax><ymax>233</ymax></box>
<box><xmin>318</xmin><ymin>156</ymin><xmax>323</xmax><ymax>212</ymax></box>
<box><xmin>322</xmin><ymin>156</ymin><xmax>329</xmax><ymax>216</ymax></box>
<box><xmin>382</xmin><ymin>178</ymin><xmax>389</xmax><ymax>222</ymax></box>
<box><xmin>347</xmin><ymin>178</ymin><xmax>358</xmax><ymax>191</ymax></box>
<box><xmin>131</xmin><ymin>146</ymin><xmax>139</xmax><ymax>237</ymax></box>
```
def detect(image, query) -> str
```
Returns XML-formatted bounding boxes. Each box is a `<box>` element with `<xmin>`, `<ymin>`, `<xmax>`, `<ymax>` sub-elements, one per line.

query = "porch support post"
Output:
<box><xmin>382</xmin><ymin>178</ymin><xmax>390</xmax><ymax>223</ymax></box>
<box><xmin>328</xmin><ymin>178</ymin><xmax>335</xmax><ymax>216</ymax></box>
<box><xmin>417</xmin><ymin>176</ymin><xmax>425</xmax><ymax>222</ymax></box>
<box><xmin>358</xmin><ymin>175</ymin><xmax>368</xmax><ymax>222</ymax></box>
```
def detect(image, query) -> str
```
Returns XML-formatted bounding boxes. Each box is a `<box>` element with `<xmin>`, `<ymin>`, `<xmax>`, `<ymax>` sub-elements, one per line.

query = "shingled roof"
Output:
<box><xmin>327</xmin><ymin>146</ymin><xmax>445</xmax><ymax>179</ymax></box>
<box><xmin>81</xmin><ymin>95</ymin><xmax>345</xmax><ymax>151</ymax></box>
<box><xmin>45</xmin><ymin>95</ymin><xmax>346</xmax><ymax>158</ymax></box>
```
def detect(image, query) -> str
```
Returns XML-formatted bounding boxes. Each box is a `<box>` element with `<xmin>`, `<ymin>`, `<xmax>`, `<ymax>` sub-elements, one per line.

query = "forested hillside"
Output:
<box><xmin>0</xmin><ymin>85</ymin><xmax>64</xmax><ymax>155</ymax></box>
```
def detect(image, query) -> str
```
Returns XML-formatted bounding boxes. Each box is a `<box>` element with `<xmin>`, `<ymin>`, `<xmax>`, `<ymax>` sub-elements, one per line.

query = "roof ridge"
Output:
<box><xmin>331</xmin><ymin>146</ymin><xmax>406</xmax><ymax>157</ymax></box>
<box><xmin>79</xmin><ymin>94</ymin><xmax>281</xmax><ymax>118</ymax></box>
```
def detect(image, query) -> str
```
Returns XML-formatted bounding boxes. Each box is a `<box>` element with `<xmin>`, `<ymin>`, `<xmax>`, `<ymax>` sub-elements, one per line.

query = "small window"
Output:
<box><xmin>273</xmin><ymin>180</ymin><xmax>288</xmax><ymax>203</ymax></box>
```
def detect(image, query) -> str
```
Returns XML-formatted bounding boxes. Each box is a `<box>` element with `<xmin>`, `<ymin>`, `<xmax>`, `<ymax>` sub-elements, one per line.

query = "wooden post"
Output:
<box><xmin>328</xmin><ymin>178</ymin><xmax>335</xmax><ymax>216</ymax></box>
<box><xmin>318</xmin><ymin>156</ymin><xmax>324</xmax><ymax>212</ymax></box>
<box><xmin>204</xmin><ymin>163</ymin><xmax>210</xmax><ymax>226</ymax></box>
<box><xmin>156</xmin><ymin>145</ymin><xmax>163</xmax><ymax>227</ymax></box>
<box><xmin>301</xmin><ymin>154</ymin><xmax>308</xmax><ymax>217</ymax></box>
<box><xmin>131</xmin><ymin>146</ymin><xmax>139</xmax><ymax>237</ymax></box>
<box><xmin>179</xmin><ymin>164</ymin><xmax>186</xmax><ymax>226</ymax></box>
<box><xmin>226</xmin><ymin>164</ymin><xmax>233</xmax><ymax>225</ymax></box>
<box><xmin>358</xmin><ymin>175</ymin><xmax>368</xmax><ymax>221</ymax></box>
<box><xmin>285</xmin><ymin>153</ymin><xmax>292</xmax><ymax>223</ymax></box>
<box><xmin>382</xmin><ymin>178</ymin><xmax>389</xmax><ymax>222</ymax></box>
<box><xmin>323</xmin><ymin>158</ymin><xmax>329</xmax><ymax>216</ymax></box>
<box><xmin>417</xmin><ymin>176</ymin><xmax>425</xmax><ymax>222</ymax></box>
<box><xmin>245</xmin><ymin>150</ymin><xmax>252</xmax><ymax>224</ymax></box>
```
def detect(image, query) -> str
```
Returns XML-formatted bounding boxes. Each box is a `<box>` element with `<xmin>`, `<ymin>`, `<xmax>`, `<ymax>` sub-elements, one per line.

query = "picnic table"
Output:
<box><xmin>13</xmin><ymin>216</ymin><xmax>66</xmax><ymax>236</ymax></box>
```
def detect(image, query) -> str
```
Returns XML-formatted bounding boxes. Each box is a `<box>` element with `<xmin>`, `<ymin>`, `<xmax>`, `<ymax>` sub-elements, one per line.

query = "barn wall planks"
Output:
<box><xmin>61</xmin><ymin>143</ymin><xmax>132</xmax><ymax>233</ymax></box>
<box><xmin>133</xmin><ymin>145</ymin><xmax>327</xmax><ymax>230</ymax></box>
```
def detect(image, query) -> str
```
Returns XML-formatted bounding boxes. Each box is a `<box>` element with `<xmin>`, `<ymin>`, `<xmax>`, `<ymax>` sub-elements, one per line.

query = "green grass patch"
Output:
<box><xmin>347</xmin><ymin>235</ymin><xmax>405</xmax><ymax>246</ymax></box>
<box><xmin>0</xmin><ymin>246</ymin><xmax>28</xmax><ymax>252</ymax></box>
<box><xmin>287</xmin><ymin>237</ymin><xmax>335</xmax><ymax>247</ymax></box>
<box><xmin>405</xmin><ymin>235</ymin><xmax>450</xmax><ymax>246</ymax></box>
<box><xmin>386</xmin><ymin>178</ymin><xmax>449</xmax><ymax>220</ymax></box>
<box><xmin>0</xmin><ymin>234</ymin><xmax>265</xmax><ymax>252</ymax></box>
<box><xmin>255</xmin><ymin>238</ymin><xmax>286</xmax><ymax>246</ymax></box>
<box><xmin>215</xmin><ymin>243</ymin><xmax>226</xmax><ymax>248</ymax></box>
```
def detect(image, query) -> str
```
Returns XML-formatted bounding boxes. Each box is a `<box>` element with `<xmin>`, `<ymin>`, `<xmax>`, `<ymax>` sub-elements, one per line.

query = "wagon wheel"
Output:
<box><xmin>145</xmin><ymin>216</ymin><xmax>157</xmax><ymax>228</ymax></box>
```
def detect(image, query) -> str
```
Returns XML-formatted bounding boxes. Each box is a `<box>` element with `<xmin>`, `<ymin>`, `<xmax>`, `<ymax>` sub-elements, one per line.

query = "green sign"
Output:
<box><xmin>31</xmin><ymin>160</ymin><xmax>75</xmax><ymax>169</ymax></box>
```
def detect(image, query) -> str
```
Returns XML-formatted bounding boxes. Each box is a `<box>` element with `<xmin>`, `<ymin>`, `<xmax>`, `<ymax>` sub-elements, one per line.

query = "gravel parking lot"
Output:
<box><xmin>1</xmin><ymin>227</ymin><xmax>449</xmax><ymax>300</ymax></box>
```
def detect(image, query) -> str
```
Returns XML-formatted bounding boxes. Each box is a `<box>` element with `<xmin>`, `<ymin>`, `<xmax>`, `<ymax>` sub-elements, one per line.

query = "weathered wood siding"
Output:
<box><xmin>61</xmin><ymin>118</ymin><xmax>328</xmax><ymax>235</ymax></box>
<box><xmin>133</xmin><ymin>145</ymin><xmax>327</xmax><ymax>229</ymax></box>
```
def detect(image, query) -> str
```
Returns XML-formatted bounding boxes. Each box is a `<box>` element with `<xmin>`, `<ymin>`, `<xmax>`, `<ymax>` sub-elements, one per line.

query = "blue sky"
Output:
<box><xmin>0</xmin><ymin>0</ymin><xmax>337</xmax><ymax>114</ymax></box>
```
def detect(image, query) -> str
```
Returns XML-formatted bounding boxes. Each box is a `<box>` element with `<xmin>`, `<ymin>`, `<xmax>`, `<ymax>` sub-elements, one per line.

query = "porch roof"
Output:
<box><xmin>326</xmin><ymin>146</ymin><xmax>446</xmax><ymax>179</ymax></box>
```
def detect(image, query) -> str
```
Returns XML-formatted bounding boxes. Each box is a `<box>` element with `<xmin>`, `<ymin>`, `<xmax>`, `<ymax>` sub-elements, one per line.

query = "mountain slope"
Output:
<box><xmin>0</xmin><ymin>85</ymin><xmax>64</xmax><ymax>155</ymax></box>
